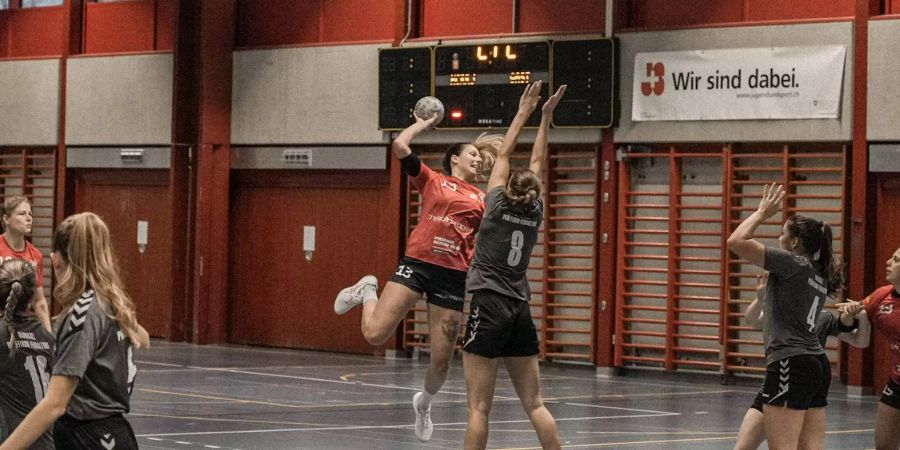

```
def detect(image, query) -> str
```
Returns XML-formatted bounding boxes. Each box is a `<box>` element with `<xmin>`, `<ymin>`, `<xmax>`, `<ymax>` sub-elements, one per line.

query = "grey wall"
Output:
<box><xmin>867</xmin><ymin>19</ymin><xmax>900</xmax><ymax>141</ymax></box>
<box><xmin>231</xmin><ymin>43</ymin><xmax>388</xmax><ymax>145</ymax></box>
<box><xmin>66</xmin><ymin>54</ymin><xmax>173</xmax><ymax>146</ymax></box>
<box><xmin>616</xmin><ymin>21</ymin><xmax>854</xmax><ymax>143</ymax></box>
<box><xmin>0</xmin><ymin>58</ymin><xmax>60</xmax><ymax>146</ymax></box>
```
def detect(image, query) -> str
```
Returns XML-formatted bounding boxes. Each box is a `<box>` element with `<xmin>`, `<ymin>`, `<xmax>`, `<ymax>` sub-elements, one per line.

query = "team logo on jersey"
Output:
<box><xmin>463</xmin><ymin>307</ymin><xmax>480</xmax><ymax>348</ymax></box>
<box><xmin>880</xmin><ymin>304</ymin><xmax>894</xmax><ymax>315</ymax></box>
<box><xmin>100</xmin><ymin>433</ymin><xmax>115</xmax><ymax>449</ymax></box>
<box><xmin>58</xmin><ymin>290</ymin><xmax>95</xmax><ymax>343</ymax></box>
<box><xmin>441</xmin><ymin>179</ymin><xmax>459</xmax><ymax>192</ymax></box>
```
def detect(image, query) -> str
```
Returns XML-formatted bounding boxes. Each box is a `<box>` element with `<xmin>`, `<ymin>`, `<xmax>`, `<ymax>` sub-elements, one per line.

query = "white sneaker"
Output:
<box><xmin>334</xmin><ymin>275</ymin><xmax>377</xmax><ymax>315</ymax></box>
<box><xmin>413</xmin><ymin>391</ymin><xmax>433</xmax><ymax>441</ymax></box>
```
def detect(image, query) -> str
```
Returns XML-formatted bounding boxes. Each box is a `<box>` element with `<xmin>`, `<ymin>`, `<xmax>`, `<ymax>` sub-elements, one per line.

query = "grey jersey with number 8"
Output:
<box><xmin>466</xmin><ymin>187</ymin><xmax>544</xmax><ymax>301</ymax></box>
<box><xmin>763</xmin><ymin>247</ymin><xmax>827</xmax><ymax>365</ymax></box>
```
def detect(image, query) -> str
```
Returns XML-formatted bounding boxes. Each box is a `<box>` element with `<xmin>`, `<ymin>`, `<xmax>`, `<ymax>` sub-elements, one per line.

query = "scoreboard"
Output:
<box><xmin>378</xmin><ymin>38</ymin><xmax>616</xmax><ymax>130</ymax></box>
<box><xmin>434</xmin><ymin>42</ymin><xmax>550</xmax><ymax>128</ymax></box>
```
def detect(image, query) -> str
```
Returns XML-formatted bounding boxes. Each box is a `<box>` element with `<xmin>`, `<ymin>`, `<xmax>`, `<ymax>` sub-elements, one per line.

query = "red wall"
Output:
<box><xmin>236</xmin><ymin>0</ymin><xmax>399</xmax><ymax>47</ymax></box>
<box><xmin>236</xmin><ymin>0</ymin><xmax>321</xmax><ymax>46</ymax></box>
<box><xmin>518</xmin><ymin>0</ymin><xmax>604</xmax><ymax>34</ymax></box>
<box><xmin>0</xmin><ymin>7</ymin><xmax>67</xmax><ymax>57</ymax></box>
<box><xmin>83</xmin><ymin>0</ymin><xmax>175</xmax><ymax>54</ymax></box>
<box><xmin>627</xmin><ymin>0</ymin><xmax>855</xmax><ymax>29</ymax></box>
<box><xmin>420</xmin><ymin>0</ymin><xmax>513</xmax><ymax>37</ymax></box>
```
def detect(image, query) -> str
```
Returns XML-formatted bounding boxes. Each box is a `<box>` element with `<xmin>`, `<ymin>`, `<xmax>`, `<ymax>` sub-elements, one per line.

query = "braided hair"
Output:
<box><xmin>504</xmin><ymin>168</ymin><xmax>542</xmax><ymax>210</ymax></box>
<box><xmin>0</xmin><ymin>258</ymin><xmax>37</xmax><ymax>357</ymax></box>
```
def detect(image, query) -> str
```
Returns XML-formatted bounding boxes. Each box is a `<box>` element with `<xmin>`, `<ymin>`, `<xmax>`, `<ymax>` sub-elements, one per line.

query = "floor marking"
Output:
<box><xmin>138</xmin><ymin>388</ymin><xmax>422</xmax><ymax>410</ymax></box>
<box><xmin>135</xmin><ymin>412</ymin><xmax>677</xmax><ymax>438</ymax></box>
<box><xmin>558</xmin><ymin>402</ymin><xmax>676</xmax><ymax>415</ymax></box>
<box><xmin>504</xmin><ymin>427</ymin><xmax>877</xmax><ymax>449</ymax></box>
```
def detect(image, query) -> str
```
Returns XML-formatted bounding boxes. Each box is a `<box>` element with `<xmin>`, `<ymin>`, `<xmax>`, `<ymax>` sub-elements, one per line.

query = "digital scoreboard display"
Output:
<box><xmin>434</xmin><ymin>42</ymin><xmax>550</xmax><ymax>128</ymax></box>
<box><xmin>378</xmin><ymin>47</ymin><xmax>433</xmax><ymax>130</ymax></box>
<box><xmin>552</xmin><ymin>39</ymin><xmax>616</xmax><ymax>127</ymax></box>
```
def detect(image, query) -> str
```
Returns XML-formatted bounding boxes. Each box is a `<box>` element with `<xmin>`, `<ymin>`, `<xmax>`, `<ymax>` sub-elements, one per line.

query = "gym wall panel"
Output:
<box><xmin>155</xmin><ymin>0</ymin><xmax>175</xmax><ymax>51</ymax></box>
<box><xmin>3</xmin><ymin>7</ymin><xmax>67</xmax><ymax>57</ymax></box>
<box><xmin>0</xmin><ymin>59</ymin><xmax>61</xmax><ymax>146</ymax></box>
<box><xmin>866</xmin><ymin>19</ymin><xmax>900</xmax><ymax>141</ymax></box>
<box><xmin>84</xmin><ymin>0</ymin><xmax>156</xmax><ymax>53</ymax></box>
<box><xmin>231</xmin><ymin>44</ymin><xmax>387</xmax><ymax>145</ymax></box>
<box><xmin>746</xmin><ymin>0</ymin><xmax>854</xmax><ymax>22</ymax></box>
<box><xmin>65</xmin><ymin>54</ymin><xmax>173</xmax><ymax>145</ymax></box>
<box><xmin>320</xmin><ymin>0</ymin><xmax>398</xmax><ymax>42</ymax></box>
<box><xmin>0</xmin><ymin>14</ymin><xmax>9</xmax><ymax>57</ymax></box>
<box><xmin>615</xmin><ymin>21</ymin><xmax>853</xmax><ymax>143</ymax></box>
<box><xmin>628</xmin><ymin>0</ymin><xmax>744</xmax><ymax>29</ymax></box>
<box><xmin>236</xmin><ymin>0</ymin><xmax>322</xmax><ymax>47</ymax></box>
<box><xmin>518</xmin><ymin>0</ymin><xmax>604</xmax><ymax>34</ymax></box>
<box><xmin>420</xmin><ymin>0</ymin><xmax>513</xmax><ymax>37</ymax></box>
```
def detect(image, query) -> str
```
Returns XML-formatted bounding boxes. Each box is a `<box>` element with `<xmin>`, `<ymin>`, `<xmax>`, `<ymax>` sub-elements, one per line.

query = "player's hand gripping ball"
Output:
<box><xmin>415</xmin><ymin>96</ymin><xmax>444</xmax><ymax>129</ymax></box>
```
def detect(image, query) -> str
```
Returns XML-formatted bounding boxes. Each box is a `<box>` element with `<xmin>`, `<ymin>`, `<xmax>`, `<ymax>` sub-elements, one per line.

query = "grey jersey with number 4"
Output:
<box><xmin>466</xmin><ymin>187</ymin><xmax>544</xmax><ymax>301</ymax></box>
<box><xmin>0</xmin><ymin>317</ymin><xmax>54</xmax><ymax>449</ymax></box>
<box><xmin>53</xmin><ymin>290</ymin><xmax>137</xmax><ymax>421</ymax></box>
<box><xmin>763</xmin><ymin>247</ymin><xmax>827</xmax><ymax>365</ymax></box>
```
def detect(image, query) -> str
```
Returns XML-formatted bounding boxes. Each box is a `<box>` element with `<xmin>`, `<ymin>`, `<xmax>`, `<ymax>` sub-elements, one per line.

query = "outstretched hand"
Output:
<box><xmin>757</xmin><ymin>183</ymin><xmax>785</xmax><ymax>220</ymax></box>
<box><xmin>413</xmin><ymin>112</ymin><xmax>439</xmax><ymax>130</ymax></box>
<box><xmin>517</xmin><ymin>80</ymin><xmax>542</xmax><ymax>117</ymax></box>
<box><xmin>542</xmin><ymin>84</ymin><xmax>567</xmax><ymax>115</ymax></box>
<box><xmin>836</xmin><ymin>300</ymin><xmax>865</xmax><ymax>317</ymax></box>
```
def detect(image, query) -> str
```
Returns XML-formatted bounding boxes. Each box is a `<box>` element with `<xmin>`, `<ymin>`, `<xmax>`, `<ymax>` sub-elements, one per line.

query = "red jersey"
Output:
<box><xmin>406</xmin><ymin>164</ymin><xmax>485</xmax><ymax>272</ymax></box>
<box><xmin>0</xmin><ymin>235</ymin><xmax>44</xmax><ymax>287</ymax></box>
<box><xmin>864</xmin><ymin>285</ymin><xmax>900</xmax><ymax>384</ymax></box>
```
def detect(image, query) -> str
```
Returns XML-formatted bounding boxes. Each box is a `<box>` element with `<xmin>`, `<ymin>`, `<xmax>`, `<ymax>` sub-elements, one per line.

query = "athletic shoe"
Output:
<box><xmin>413</xmin><ymin>391</ymin><xmax>433</xmax><ymax>441</ymax></box>
<box><xmin>334</xmin><ymin>275</ymin><xmax>377</xmax><ymax>315</ymax></box>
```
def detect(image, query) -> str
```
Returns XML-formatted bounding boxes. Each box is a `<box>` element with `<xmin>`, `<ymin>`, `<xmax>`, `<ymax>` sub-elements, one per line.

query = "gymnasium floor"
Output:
<box><xmin>130</xmin><ymin>341</ymin><xmax>878</xmax><ymax>449</ymax></box>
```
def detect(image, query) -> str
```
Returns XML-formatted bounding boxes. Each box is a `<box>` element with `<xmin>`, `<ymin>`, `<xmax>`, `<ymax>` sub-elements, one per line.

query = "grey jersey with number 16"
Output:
<box><xmin>466</xmin><ymin>187</ymin><xmax>544</xmax><ymax>302</ymax></box>
<box><xmin>0</xmin><ymin>317</ymin><xmax>54</xmax><ymax>449</ymax></box>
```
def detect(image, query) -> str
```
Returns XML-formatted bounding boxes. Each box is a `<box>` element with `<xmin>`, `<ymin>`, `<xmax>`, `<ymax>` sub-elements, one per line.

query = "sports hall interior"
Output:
<box><xmin>0</xmin><ymin>1</ymin><xmax>898</xmax><ymax>448</ymax></box>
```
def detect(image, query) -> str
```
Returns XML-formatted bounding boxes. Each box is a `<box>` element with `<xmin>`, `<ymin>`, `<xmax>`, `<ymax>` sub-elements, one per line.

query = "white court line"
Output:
<box><xmin>145</xmin><ymin>365</ymin><xmax>503</xmax><ymax>399</ymax></box>
<box><xmin>135</xmin><ymin>412</ymin><xmax>679</xmax><ymax>438</ymax></box>
<box><xmin>558</xmin><ymin>402</ymin><xmax>678</xmax><ymax>415</ymax></box>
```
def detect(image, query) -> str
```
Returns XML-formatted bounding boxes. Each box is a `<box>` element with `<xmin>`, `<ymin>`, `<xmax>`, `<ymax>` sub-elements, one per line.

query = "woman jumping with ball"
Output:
<box><xmin>334</xmin><ymin>83</ymin><xmax>545</xmax><ymax>442</ymax></box>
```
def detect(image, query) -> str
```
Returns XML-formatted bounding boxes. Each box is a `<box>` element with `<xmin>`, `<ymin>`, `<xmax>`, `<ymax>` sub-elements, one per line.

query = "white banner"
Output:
<box><xmin>632</xmin><ymin>46</ymin><xmax>846</xmax><ymax>121</ymax></box>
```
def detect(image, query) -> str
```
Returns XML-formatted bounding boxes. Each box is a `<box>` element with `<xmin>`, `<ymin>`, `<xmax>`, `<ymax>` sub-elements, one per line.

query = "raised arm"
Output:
<box><xmin>391</xmin><ymin>114</ymin><xmax>438</xmax><ymax>160</ymax></box>
<box><xmin>744</xmin><ymin>273</ymin><xmax>767</xmax><ymax>329</ymax></box>
<box><xmin>529</xmin><ymin>85</ymin><xmax>566</xmax><ymax>178</ymax></box>
<box><xmin>727</xmin><ymin>183</ymin><xmax>785</xmax><ymax>268</ymax></box>
<box><xmin>487</xmin><ymin>81</ymin><xmax>542</xmax><ymax>192</ymax></box>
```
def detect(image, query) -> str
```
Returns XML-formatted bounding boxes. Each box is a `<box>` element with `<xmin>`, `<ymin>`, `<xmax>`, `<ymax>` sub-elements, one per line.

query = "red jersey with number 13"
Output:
<box><xmin>406</xmin><ymin>164</ymin><xmax>485</xmax><ymax>272</ymax></box>
<box><xmin>864</xmin><ymin>286</ymin><xmax>900</xmax><ymax>384</ymax></box>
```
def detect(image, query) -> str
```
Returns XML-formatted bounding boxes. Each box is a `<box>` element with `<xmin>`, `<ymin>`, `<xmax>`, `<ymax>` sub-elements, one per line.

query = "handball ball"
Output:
<box><xmin>414</xmin><ymin>96</ymin><xmax>444</xmax><ymax>127</ymax></box>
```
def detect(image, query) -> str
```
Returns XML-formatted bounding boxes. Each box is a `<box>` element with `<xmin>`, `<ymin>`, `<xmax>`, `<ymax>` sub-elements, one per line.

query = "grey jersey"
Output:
<box><xmin>466</xmin><ymin>187</ymin><xmax>543</xmax><ymax>301</ymax></box>
<box><xmin>763</xmin><ymin>247</ymin><xmax>827</xmax><ymax>365</ymax></box>
<box><xmin>53</xmin><ymin>290</ymin><xmax>137</xmax><ymax>421</ymax></box>
<box><xmin>0</xmin><ymin>318</ymin><xmax>54</xmax><ymax>449</ymax></box>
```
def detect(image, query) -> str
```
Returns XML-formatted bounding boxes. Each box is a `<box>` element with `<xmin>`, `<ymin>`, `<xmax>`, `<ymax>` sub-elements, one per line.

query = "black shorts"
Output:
<box><xmin>390</xmin><ymin>256</ymin><xmax>466</xmax><ymax>312</ymax></box>
<box><xmin>761</xmin><ymin>353</ymin><xmax>830</xmax><ymax>410</ymax></box>
<box><xmin>54</xmin><ymin>414</ymin><xmax>138</xmax><ymax>450</ymax></box>
<box><xmin>750</xmin><ymin>390</ymin><xmax>765</xmax><ymax>412</ymax></box>
<box><xmin>462</xmin><ymin>290</ymin><xmax>539</xmax><ymax>358</ymax></box>
<box><xmin>880</xmin><ymin>378</ymin><xmax>900</xmax><ymax>411</ymax></box>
